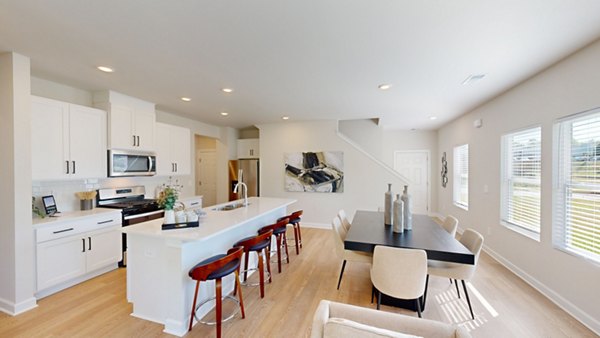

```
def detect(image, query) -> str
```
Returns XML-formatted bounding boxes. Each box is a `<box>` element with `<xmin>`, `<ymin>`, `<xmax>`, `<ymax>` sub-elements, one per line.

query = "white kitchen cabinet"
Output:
<box><xmin>93</xmin><ymin>90</ymin><xmax>156</xmax><ymax>151</ymax></box>
<box><xmin>155</xmin><ymin>122</ymin><xmax>191</xmax><ymax>176</ymax></box>
<box><xmin>237</xmin><ymin>138</ymin><xmax>259</xmax><ymax>159</ymax></box>
<box><xmin>35</xmin><ymin>210</ymin><xmax>122</xmax><ymax>298</ymax></box>
<box><xmin>31</xmin><ymin>96</ymin><xmax>107</xmax><ymax>180</ymax></box>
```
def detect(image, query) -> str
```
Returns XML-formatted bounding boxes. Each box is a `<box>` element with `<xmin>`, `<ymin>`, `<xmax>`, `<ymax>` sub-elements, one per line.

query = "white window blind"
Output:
<box><xmin>501</xmin><ymin>127</ymin><xmax>541</xmax><ymax>237</ymax></box>
<box><xmin>453</xmin><ymin>144</ymin><xmax>469</xmax><ymax>210</ymax></box>
<box><xmin>554</xmin><ymin>109</ymin><xmax>600</xmax><ymax>263</ymax></box>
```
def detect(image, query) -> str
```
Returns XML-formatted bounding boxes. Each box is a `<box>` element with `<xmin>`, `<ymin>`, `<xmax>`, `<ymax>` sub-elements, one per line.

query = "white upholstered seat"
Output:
<box><xmin>331</xmin><ymin>217</ymin><xmax>372</xmax><ymax>290</ymax></box>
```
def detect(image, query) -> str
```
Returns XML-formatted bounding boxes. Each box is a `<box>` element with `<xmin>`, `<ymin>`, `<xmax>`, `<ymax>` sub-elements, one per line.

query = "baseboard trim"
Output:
<box><xmin>483</xmin><ymin>244</ymin><xmax>600</xmax><ymax>336</ymax></box>
<box><xmin>0</xmin><ymin>296</ymin><xmax>37</xmax><ymax>316</ymax></box>
<box><xmin>301</xmin><ymin>222</ymin><xmax>330</xmax><ymax>229</ymax></box>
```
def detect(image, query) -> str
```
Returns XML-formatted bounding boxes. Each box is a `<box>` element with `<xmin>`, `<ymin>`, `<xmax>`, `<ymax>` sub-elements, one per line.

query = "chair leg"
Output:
<box><xmin>416</xmin><ymin>297</ymin><xmax>422</xmax><ymax>318</ymax></box>
<box><xmin>243</xmin><ymin>251</ymin><xmax>250</xmax><ymax>282</ymax></box>
<box><xmin>423</xmin><ymin>274</ymin><xmax>429</xmax><ymax>307</ymax></box>
<box><xmin>371</xmin><ymin>285</ymin><xmax>375</xmax><ymax>303</ymax></box>
<box><xmin>215</xmin><ymin>278</ymin><xmax>222</xmax><ymax>338</ymax></box>
<box><xmin>449</xmin><ymin>278</ymin><xmax>453</xmax><ymax>284</ymax></box>
<box><xmin>283</xmin><ymin>233</ymin><xmax>290</xmax><ymax>264</ymax></box>
<box><xmin>265</xmin><ymin>248</ymin><xmax>272</xmax><ymax>283</ymax></box>
<box><xmin>258</xmin><ymin>251</ymin><xmax>265</xmax><ymax>298</ymax></box>
<box><xmin>294</xmin><ymin>225</ymin><xmax>300</xmax><ymax>255</ymax></box>
<box><xmin>188</xmin><ymin>280</ymin><xmax>200</xmax><ymax>331</ymax></box>
<box><xmin>297</xmin><ymin>222</ymin><xmax>303</xmax><ymax>248</ymax></box>
<box><xmin>377</xmin><ymin>290</ymin><xmax>382</xmax><ymax>310</ymax></box>
<box><xmin>336</xmin><ymin>260</ymin><xmax>347</xmax><ymax>290</ymax></box>
<box><xmin>454</xmin><ymin>279</ymin><xmax>461</xmax><ymax>298</ymax></box>
<box><xmin>461</xmin><ymin>280</ymin><xmax>475</xmax><ymax>320</ymax></box>
<box><xmin>235</xmin><ymin>270</ymin><xmax>245</xmax><ymax>319</ymax></box>
<box><xmin>276</xmin><ymin>235</ymin><xmax>282</xmax><ymax>273</ymax></box>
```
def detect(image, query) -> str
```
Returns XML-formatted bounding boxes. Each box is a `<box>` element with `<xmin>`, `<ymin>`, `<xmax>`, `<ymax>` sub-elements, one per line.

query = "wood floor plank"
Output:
<box><xmin>0</xmin><ymin>227</ymin><xmax>596</xmax><ymax>337</ymax></box>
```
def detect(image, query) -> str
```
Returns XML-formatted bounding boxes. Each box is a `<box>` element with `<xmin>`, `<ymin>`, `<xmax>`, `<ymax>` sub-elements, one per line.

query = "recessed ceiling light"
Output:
<box><xmin>378</xmin><ymin>84</ymin><xmax>392</xmax><ymax>90</ymax></box>
<box><xmin>220</xmin><ymin>112</ymin><xmax>229</xmax><ymax>116</ymax></box>
<box><xmin>282</xmin><ymin>116</ymin><xmax>290</xmax><ymax>120</ymax></box>
<box><xmin>97</xmin><ymin>66</ymin><xmax>114</xmax><ymax>73</ymax></box>
<box><xmin>462</xmin><ymin>74</ymin><xmax>486</xmax><ymax>85</ymax></box>
<box><xmin>221</xmin><ymin>88</ymin><xmax>234</xmax><ymax>93</ymax></box>
<box><xmin>180</xmin><ymin>97</ymin><xmax>191</xmax><ymax>102</ymax></box>
<box><xmin>429</xmin><ymin>116</ymin><xmax>437</xmax><ymax>120</ymax></box>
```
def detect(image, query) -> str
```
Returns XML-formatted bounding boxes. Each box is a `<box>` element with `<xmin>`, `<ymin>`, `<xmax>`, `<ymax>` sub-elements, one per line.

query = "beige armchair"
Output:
<box><xmin>441</xmin><ymin>215</ymin><xmax>459</xmax><ymax>238</ymax></box>
<box><xmin>311</xmin><ymin>300</ymin><xmax>471</xmax><ymax>338</ymax></box>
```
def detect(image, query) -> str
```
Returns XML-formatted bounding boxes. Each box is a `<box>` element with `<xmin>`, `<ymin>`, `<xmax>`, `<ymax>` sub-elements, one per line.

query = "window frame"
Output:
<box><xmin>500</xmin><ymin>126</ymin><xmax>542</xmax><ymax>241</ymax></box>
<box><xmin>453</xmin><ymin>144</ymin><xmax>469</xmax><ymax>210</ymax></box>
<box><xmin>553</xmin><ymin>108</ymin><xmax>600</xmax><ymax>264</ymax></box>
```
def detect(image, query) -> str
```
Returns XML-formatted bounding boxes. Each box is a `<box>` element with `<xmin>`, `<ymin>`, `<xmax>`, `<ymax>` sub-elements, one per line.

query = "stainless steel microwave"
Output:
<box><xmin>108</xmin><ymin>150</ymin><xmax>156</xmax><ymax>177</ymax></box>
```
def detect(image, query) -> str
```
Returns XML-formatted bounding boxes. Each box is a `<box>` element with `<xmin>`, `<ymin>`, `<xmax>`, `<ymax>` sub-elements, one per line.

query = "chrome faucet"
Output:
<box><xmin>233</xmin><ymin>181</ymin><xmax>248</xmax><ymax>206</ymax></box>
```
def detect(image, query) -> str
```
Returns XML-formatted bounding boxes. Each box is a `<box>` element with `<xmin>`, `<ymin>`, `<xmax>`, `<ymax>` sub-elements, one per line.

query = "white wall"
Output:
<box><xmin>437</xmin><ymin>39</ymin><xmax>600</xmax><ymax>333</ymax></box>
<box><xmin>258</xmin><ymin>120</ymin><xmax>411</xmax><ymax>227</ymax></box>
<box><xmin>0</xmin><ymin>52</ymin><xmax>37</xmax><ymax>315</ymax></box>
<box><xmin>339</xmin><ymin>119</ymin><xmax>439</xmax><ymax>213</ymax></box>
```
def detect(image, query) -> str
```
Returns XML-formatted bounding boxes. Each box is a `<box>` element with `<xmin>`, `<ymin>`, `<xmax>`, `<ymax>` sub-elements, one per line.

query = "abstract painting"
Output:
<box><xmin>284</xmin><ymin>151</ymin><xmax>344</xmax><ymax>193</ymax></box>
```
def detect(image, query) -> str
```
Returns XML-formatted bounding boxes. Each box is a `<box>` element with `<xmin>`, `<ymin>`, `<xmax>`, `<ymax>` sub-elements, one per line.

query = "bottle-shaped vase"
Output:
<box><xmin>401</xmin><ymin>185</ymin><xmax>412</xmax><ymax>230</ymax></box>
<box><xmin>392</xmin><ymin>194</ymin><xmax>404</xmax><ymax>233</ymax></box>
<box><xmin>384</xmin><ymin>183</ymin><xmax>393</xmax><ymax>226</ymax></box>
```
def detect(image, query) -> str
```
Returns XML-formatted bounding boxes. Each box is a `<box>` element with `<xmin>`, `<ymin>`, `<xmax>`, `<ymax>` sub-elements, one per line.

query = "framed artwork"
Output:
<box><xmin>284</xmin><ymin>151</ymin><xmax>344</xmax><ymax>193</ymax></box>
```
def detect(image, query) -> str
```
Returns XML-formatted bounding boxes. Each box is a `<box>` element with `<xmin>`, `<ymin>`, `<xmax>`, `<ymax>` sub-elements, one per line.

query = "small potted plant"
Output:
<box><xmin>157</xmin><ymin>178</ymin><xmax>182</xmax><ymax>224</ymax></box>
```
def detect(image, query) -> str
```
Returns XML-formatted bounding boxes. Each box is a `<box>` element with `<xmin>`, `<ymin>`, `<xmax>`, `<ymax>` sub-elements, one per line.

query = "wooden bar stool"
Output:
<box><xmin>259</xmin><ymin>218</ymin><xmax>289</xmax><ymax>273</ymax></box>
<box><xmin>188</xmin><ymin>246</ymin><xmax>245</xmax><ymax>337</ymax></box>
<box><xmin>279</xmin><ymin>210</ymin><xmax>303</xmax><ymax>255</ymax></box>
<box><xmin>234</xmin><ymin>230</ymin><xmax>273</xmax><ymax>298</ymax></box>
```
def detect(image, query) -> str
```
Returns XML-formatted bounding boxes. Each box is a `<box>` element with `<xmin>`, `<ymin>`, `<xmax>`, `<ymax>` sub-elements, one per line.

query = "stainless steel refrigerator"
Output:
<box><xmin>232</xmin><ymin>159</ymin><xmax>259</xmax><ymax>198</ymax></box>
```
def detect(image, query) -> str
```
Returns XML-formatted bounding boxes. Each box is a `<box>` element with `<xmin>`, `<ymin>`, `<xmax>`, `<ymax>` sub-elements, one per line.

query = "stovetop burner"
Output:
<box><xmin>96</xmin><ymin>186</ymin><xmax>162</xmax><ymax>216</ymax></box>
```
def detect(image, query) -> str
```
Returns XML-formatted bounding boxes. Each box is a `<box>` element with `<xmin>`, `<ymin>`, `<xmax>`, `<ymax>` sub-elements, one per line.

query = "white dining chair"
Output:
<box><xmin>331</xmin><ymin>217</ymin><xmax>372</xmax><ymax>290</ymax></box>
<box><xmin>371</xmin><ymin>246</ymin><xmax>428</xmax><ymax>317</ymax></box>
<box><xmin>337</xmin><ymin>209</ymin><xmax>351</xmax><ymax>233</ymax></box>
<box><xmin>425</xmin><ymin>229</ymin><xmax>484</xmax><ymax>320</ymax></box>
<box><xmin>441</xmin><ymin>215</ymin><xmax>459</xmax><ymax>238</ymax></box>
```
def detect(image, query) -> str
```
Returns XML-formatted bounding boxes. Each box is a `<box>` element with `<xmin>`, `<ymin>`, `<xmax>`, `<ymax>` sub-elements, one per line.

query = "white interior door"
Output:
<box><xmin>393</xmin><ymin>151</ymin><xmax>430</xmax><ymax>214</ymax></box>
<box><xmin>196</xmin><ymin>150</ymin><xmax>217</xmax><ymax>206</ymax></box>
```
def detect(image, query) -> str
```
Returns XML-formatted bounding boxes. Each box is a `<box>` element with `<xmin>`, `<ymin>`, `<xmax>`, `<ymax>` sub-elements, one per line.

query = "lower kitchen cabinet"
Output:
<box><xmin>34</xmin><ymin>210</ymin><xmax>122</xmax><ymax>298</ymax></box>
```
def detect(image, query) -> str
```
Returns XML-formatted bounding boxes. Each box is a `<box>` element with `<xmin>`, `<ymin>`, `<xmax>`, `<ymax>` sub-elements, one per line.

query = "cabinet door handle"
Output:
<box><xmin>53</xmin><ymin>227</ymin><xmax>74</xmax><ymax>234</ymax></box>
<box><xmin>97</xmin><ymin>219</ymin><xmax>113</xmax><ymax>224</ymax></box>
<box><xmin>88</xmin><ymin>237</ymin><xmax>92</xmax><ymax>251</ymax></box>
<box><xmin>133</xmin><ymin>135</ymin><xmax>137</xmax><ymax>147</ymax></box>
<box><xmin>175</xmin><ymin>163</ymin><xmax>178</xmax><ymax>172</ymax></box>
<box><xmin>82</xmin><ymin>238</ymin><xmax>86</xmax><ymax>252</ymax></box>
<box><xmin>172</xmin><ymin>163</ymin><xmax>174</xmax><ymax>172</ymax></box>
<box><xmin>250</xmin><ymin>149</ymin><xmax>253</xmax><ymax>156</ymax></box>
<box><xmin>66</xmin><ymin>160</ymin><xmax>70</xmax><ymax>174</ymax></box>
<box><xmin>191</xmin><ymin>202</ymin><xmax>199</xmax><ymax>206</ymax></box>
<box><xmin>136</xmin><ymin>135</ymin><xmax>140</xmax><ymax>147</ymax></box>
<box><xmin>72</xmin><ymin>161</ymin><xmax>76</xmax><ymax>174</ymax></box>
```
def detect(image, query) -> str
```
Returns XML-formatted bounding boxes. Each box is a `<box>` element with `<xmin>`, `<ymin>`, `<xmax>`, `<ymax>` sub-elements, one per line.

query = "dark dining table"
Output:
<box><xmin>344</xmin><ymin>210</ymin><xmax>474</xmax><ymax>264</ymax></box>
<box><xmin>344</xmin><ymin>210</ymin><xmax>474</xmax><ymax>310</ymax></box>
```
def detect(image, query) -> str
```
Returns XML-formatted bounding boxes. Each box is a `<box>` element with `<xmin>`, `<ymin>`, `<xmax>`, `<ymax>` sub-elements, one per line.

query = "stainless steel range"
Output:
<box><xmin>97</xmin><ymin>185</ymin><xmax>163</xmax><ymax>266</ymax></box>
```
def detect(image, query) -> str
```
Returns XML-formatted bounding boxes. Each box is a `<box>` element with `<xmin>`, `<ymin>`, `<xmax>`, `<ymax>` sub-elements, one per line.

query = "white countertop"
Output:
<box><xmin>32</xmin><ymin>207</ymin><xmax>122</xmax><ymax>228</ymax></box>
<box><xmin>123</xmin><ymin>197</ymin><xmax>295</xmax><ymax>242</ymax></box>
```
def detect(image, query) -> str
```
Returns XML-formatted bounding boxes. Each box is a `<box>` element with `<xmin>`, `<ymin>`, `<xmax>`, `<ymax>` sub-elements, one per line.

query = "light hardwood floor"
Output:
<box><xmin>0</xmin><ymin>227</ymin><xmax>596</xmax><ymax>338</ymax></box>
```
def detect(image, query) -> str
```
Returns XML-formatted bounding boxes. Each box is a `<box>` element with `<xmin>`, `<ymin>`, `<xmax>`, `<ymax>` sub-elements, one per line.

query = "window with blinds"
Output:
<box><xmin>554</xmin><ymin>109</ymin><xmax>600</xmax><ymax>263</ymax></box>
<box><xmin>453</xmin><ymin>144</ymin><xmax>469</xmax><ymax>210</ymax></box>
<box><xmin>501</xmin><ymin>127</ymin><xmax>541</xmax><ymax>239</ymax></box>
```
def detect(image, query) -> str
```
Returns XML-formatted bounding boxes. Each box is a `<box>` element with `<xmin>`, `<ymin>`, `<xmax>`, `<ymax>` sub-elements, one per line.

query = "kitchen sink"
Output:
<box><xmin>212</xmin><ymin>202</ymin><xmax>249</xmax><ymax>211</ymax></box>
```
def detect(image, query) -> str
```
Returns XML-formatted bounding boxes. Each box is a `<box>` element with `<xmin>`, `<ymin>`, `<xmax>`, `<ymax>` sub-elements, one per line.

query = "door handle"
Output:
<box><xmin>133</xmin><ymin>135</ymin><xmax>136</xmax><ymax>147</ymax></box>
<box><xmin>88</xmin><ymin>237</ymin><xmax>92</xmax><ymax>251</ymax></box>
<box><xmin>72</xmin><ymin>161</ymin><xmax>76</xmax><ymax>174</ymax></box>
<box><xmin>82</xmin><ymin>238</ymin><xmax>86</xmax><ymax>252</ymax></box>
<box><xmin>66</xmin><ymin>160</ymin><xmax>70</xmax><ymax>174</ymax></box>
<box><xmin>172</xmin><ymin>163</ymin><xmax>175</xmax><ymax>172</ymax></box>
<box><xmin>175</xmin><ymin>163</ymin><xmax>178</xmax><ymax>172</ymax></box>
<box><xmin>136</xmin><ymin>136</ymin><xmax>140</xmax><ymax>147</ymax></box>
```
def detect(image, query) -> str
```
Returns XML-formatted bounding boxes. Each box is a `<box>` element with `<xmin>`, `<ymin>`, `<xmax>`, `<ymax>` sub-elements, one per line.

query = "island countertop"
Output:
<box><xmin>122</xmin><ymin>196</ymin><xmax>296</xmax><ymax>242</ymax></box>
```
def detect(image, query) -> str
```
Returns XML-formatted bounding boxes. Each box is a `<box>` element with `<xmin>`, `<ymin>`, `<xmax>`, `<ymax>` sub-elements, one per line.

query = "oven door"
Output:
<box><xmin>108</xmin><ymin>150</ymin><xmax>156</xmax><ymax>177</ymax></box>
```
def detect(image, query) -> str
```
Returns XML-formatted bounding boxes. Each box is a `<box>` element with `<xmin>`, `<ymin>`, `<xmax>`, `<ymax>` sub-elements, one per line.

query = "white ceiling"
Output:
<box><xmin>2</xmin><ymin>1</ymin><xmax>600</xmax><ymax>130</ymax></box>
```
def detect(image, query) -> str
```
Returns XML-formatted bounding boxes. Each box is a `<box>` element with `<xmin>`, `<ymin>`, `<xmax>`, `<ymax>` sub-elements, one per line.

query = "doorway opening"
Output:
<box><xmin>195</xmin><ymin>135</ymin><xmax>217</xmax><ymax>207</ymax></box>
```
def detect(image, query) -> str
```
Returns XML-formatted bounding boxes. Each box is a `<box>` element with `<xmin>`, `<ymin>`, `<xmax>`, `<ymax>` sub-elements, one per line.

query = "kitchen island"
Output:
<box><xmin>122</xmin><ymin>197</ymin><xmax>295</xmax><ymax>336</ymax></box>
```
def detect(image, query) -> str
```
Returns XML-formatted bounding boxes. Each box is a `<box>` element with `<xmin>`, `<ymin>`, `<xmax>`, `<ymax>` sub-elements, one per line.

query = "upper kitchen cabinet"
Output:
<box><xmin>155</xmin><ymin>122</ymin><xmax>191</xmax><ymax>176</ymax></box>
<box><xmin>237</xmin><ymin>138</ymin><xmax>259</xmax><ymax>159</ymax></box>
<box><xmin>31</xmin><ymin>96</ymin><xmax>107</xmax><ymax>180</ymax></box>
<box><xmin>93</xmin><ymin>91</ymin><xmax>156</xmax><ymax>152</ymax></box>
